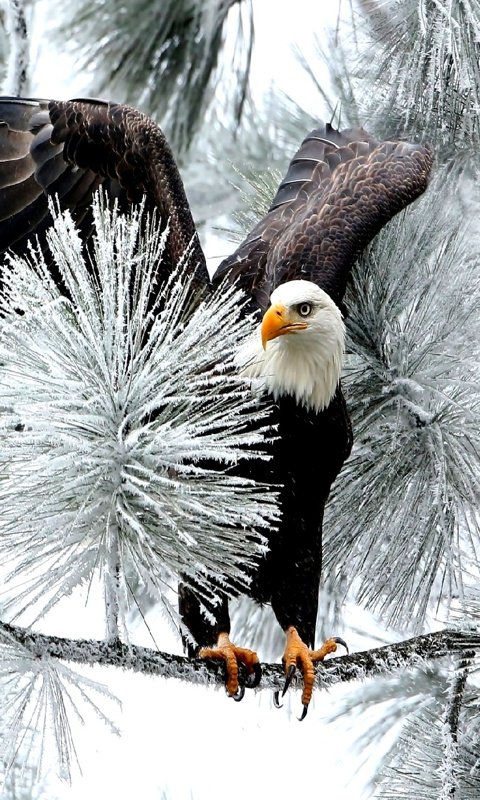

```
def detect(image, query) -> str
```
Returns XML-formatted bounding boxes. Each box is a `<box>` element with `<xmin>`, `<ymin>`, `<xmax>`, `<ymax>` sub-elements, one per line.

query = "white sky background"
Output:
<box><xmin>14</xmin><ymin>2</ymin><xmax>396</xmax><ymax>798</ymax></box>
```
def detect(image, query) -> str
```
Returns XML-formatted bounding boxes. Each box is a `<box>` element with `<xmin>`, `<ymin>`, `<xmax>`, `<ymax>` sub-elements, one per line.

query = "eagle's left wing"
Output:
<box><xmin>214</xmin><ymin>124</ymin><xmax>433</xmax><ymax>310</ymax></box>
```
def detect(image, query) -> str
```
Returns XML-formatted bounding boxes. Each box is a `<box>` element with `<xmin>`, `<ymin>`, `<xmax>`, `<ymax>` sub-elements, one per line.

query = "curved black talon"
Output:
<box><xmin>231</xmin><ymin>684</ymin><xmax>245</xmax><ymax>702</ymax></box>
<box><xmin>333</xmin><ymin>636</ymin><xmax>349</xmax><ymax>655</ymax></box>
<box><xmin>245</xmin><ymin>662</ymin><xmax>262</xmax><ymax>689</ymax></box>
<box><xmin>273</xmin><ymin>690</ymin><xmax>283</xmax><ymax>709</ymax></box>
<box><xmin>282</xmin><ymin>663</ymin><xmax>296</xmax><ymax>696</ymax></box>
<box><xmin>298</xmin><ymin>704</ymin><xmax>308</xmax><ymax>722</ymax></box>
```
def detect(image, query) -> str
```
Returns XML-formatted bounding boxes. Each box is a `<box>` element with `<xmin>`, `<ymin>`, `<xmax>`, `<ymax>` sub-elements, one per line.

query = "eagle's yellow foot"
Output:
<box><xmin>199</xmin><ymin>632</ymin><xmax>261</xmax><ymax>701</ymax></box>
<box><xmin>274</xmin><ymin>626</ymin><xmax>348</xmax><ymax>720</ymax></box>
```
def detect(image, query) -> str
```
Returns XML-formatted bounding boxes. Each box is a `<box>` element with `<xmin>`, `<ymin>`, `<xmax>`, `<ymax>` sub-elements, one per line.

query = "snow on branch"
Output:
<box><xmin>1</xmin><ymin>620</ymin><xmax>478</xmax><ymax>694</ymax></box>
<box><xmin>375</xmin><ymin>653</ymin><xmax>479</xmax><ymax>799</ymax></box>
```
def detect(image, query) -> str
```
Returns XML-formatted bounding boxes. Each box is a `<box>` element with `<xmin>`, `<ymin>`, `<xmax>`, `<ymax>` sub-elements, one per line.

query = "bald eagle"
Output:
<box><xmin>0</xmin><ymin>97</ymin><xmax>433</xmax><ymax>716</ymax></box>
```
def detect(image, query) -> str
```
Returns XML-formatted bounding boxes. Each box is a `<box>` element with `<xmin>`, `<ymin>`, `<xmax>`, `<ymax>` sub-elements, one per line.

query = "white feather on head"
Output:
<box><xmin>237</xmin><ymin>279</ymin><xmax>345</xmax><ymax>412</ymax></box>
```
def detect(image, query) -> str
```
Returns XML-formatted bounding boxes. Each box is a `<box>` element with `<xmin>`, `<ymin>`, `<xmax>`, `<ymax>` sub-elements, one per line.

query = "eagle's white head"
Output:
<box><xmin>238</xmin><ymin>280</ymin><xmax>345</xmax><ymax>412</ymax></box>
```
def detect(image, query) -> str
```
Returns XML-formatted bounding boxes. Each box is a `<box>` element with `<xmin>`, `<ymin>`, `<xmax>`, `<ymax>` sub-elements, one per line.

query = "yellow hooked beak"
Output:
<box><xmin>261</xmin><ymin>303</ymin><xmax>308</xmax><ymax>350</ymax></box>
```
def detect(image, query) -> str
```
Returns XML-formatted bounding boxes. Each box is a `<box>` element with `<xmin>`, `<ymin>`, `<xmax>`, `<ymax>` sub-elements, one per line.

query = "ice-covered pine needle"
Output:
<box><xmin>0</xmin><ymin>623</ymin><xmax>120</xmax><ymax>783</ymax></box>
<box><xmin>0</xmin><ymin>194</ymin><xmax>277</xmax><ymax>633</ymax></box>
<box><xmin>324</xmin><ymin>170</ymin><xmax>480</xmax><ymax>630</ymax></box>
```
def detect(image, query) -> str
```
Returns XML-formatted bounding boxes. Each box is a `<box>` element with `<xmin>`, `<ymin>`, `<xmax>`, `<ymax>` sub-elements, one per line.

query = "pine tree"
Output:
<box><xmin>0</xmin><ymin>1</ymin><xmax>479</xmax><ymax>798</ymax></box>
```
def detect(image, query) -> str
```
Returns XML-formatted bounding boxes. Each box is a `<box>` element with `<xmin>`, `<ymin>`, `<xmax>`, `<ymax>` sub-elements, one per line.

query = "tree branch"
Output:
<box><xmin>1</xmin><ymin>619</ymin><xmax>478</xmax><ymax>694</ymax></box>
<box><xmin>440</xmin><ymin>655</ymin><xmax>472</xmax><ymax>800</ymax></box>
<box><xmin>2</xmin><ymin>0</ymin><xmax>29</xmax><ymax>95</ymax></box>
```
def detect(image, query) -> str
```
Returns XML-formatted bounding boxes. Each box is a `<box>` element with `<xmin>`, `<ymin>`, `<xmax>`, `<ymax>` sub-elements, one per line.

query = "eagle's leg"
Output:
<box><xmin>275</xmin><ymin>626</ymin><xmax>348</xmax><ymax>720</ymax></box>
<box><xmin>200</xmin><ymin>632</ymin><xmax>261</xmax><ymax>700</ymax></box>
<box><xmin>178</xmin><ymin>583</ymin><xmax>261</xmax><ymax>700</ymax></box>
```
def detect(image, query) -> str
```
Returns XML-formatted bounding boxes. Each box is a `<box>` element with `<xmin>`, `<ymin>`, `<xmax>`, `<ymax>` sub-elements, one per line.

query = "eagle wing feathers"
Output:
<box><xmin>214</xmin><ymin>124</ymin><xmax>433</xmax><ymax>310</ymax></box>
<box><xmin>0</xmin><ymin>97</ymin><xmax>209</xmax><ymax>294</ymax></box>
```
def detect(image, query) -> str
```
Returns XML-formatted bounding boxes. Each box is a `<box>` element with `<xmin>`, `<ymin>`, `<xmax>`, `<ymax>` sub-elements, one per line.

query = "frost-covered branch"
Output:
<box><xmin>440</xmin><ymin>656</ymin><xmax>472</xmax><ymax>800</ymax></box>
<box><xmin>1</xmin><ymin>620</ymin><xmax>478</xmax><ymax>693</ymax></box>
<box><xmin>1</xmin><ymin>0</ymin><xmax>29</xmax><ymax>95</ymax></box>
<box><xmin>358</xmin><ymin>0</ymin><xmax>480</xmax><ymax>146</ymax></box>
<box><xmin>0</xmin><ymin>620</ymin><xmax>121</xmax><ymax>783</ymax></box>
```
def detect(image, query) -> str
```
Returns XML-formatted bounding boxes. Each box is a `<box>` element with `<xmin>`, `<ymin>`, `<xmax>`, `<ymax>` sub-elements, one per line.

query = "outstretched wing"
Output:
<box><xmin>0</xmin><ymin>96</ymin><xmax>209</xmax><ymax>294</ymax></box>
<box><xmin>214</xmin><ymin>123</ymin><xmax>433</xmax><ymax>311</ymax></box>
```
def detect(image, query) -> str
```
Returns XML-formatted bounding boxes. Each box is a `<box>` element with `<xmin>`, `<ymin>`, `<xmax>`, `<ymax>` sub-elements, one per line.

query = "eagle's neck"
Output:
<box><xmin>238</xmin><ymin>318</ymin><xmax>345</xmax><ymax>413</ymax></box>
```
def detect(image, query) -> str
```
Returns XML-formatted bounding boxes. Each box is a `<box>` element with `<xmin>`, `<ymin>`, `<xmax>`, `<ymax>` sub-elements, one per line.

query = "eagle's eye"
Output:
<box><xmin>297</xmin><ymin>302</ymin><xmax>312</xmax><ymax>317</ymax></box>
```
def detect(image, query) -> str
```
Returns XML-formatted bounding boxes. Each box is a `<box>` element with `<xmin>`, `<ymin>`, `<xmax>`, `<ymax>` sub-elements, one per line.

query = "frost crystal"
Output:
<box><xmin>0</xmin><ymin>195</ymin><xmax>277</xmax><ymax>634</ymax></box>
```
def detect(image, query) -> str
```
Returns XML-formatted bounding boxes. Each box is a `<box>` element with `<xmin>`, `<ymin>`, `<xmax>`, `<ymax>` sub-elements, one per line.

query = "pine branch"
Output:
<box><xmin>0</xmin><ymin>196</ymin><xmax>278</xmax><ymax>634</ymax></box>
<box><xmin>324</xmin><ymin>174</ymin><xmax>480</xmax><ymax>631</ymax></box>
<box><xmin>444</xmin><ymin>658</ymin><xmax>470</xmax><ymax>747</ymax></box>
<box><xmin>1</xmin><ymin>620</ymin><xmax>478</xmax><ymax>695</ymax></box>
<box><xmin>357</xmin><ymin>0</ymin><xmax>480</xmax><ymax>147</ymax></box>
<box><xmin>52</xmin><ymin>0</ymin><xmax>254</xmax><ymax>154</ymax></box>
<box><xmin>440</xmin><ymin>656</ymin><xmax>472</xmax><ymax>800</ymax></box>
<box><xmin>2</xmin><ymin>0</ymin><xmax>29</xmax><ymax>95</ymax></box>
